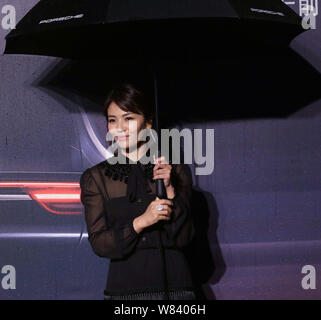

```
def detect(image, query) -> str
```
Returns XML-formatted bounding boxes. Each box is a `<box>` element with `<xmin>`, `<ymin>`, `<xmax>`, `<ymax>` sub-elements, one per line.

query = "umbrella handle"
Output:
<box><xmin>156</xmin><ymin>178</ymin><xmax>167</xmax><ymax>199</ymax></box>
<box><xmin>152</xmin><ymin>146</ymin><xmax>167</xmax><ymax>199</ymax></box>
<box><xmin>152</xmin><ymin>67</ymin><xmax>167</xmax><ymax>200</ymax></box>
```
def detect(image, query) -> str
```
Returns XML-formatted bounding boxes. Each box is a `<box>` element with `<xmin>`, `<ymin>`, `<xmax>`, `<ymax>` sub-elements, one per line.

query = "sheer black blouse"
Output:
<box><xmin>79</xmin><ymin>154</ymin><xmax>196</xmax><ymax>296</ymax></box>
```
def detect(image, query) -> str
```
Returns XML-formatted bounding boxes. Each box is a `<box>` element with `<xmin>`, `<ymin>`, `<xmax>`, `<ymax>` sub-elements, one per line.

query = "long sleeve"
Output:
<box><xmin>160</xmin><ymin>163</ymin><xmax>195</xmax><ymax>248</ymax></box>
<box><xmin>79</xmin><ymin>168</ymin><xmax>140</xmax><ymax>259</ymax></box>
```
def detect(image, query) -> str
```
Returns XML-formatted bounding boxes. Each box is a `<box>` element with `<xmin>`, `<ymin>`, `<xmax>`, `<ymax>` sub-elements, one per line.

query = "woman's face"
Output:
<box><xmin>107</xmin><ymin>101</ymin><xmax>151</xmax><ymax>150</ymax></box>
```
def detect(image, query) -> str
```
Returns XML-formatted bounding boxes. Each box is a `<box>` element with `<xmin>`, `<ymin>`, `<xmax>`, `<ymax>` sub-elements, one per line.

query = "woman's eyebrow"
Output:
<box><xmin>108</xmin><ymin>112</ymin><xmax>133</xmax><ymax>118</ymax></box>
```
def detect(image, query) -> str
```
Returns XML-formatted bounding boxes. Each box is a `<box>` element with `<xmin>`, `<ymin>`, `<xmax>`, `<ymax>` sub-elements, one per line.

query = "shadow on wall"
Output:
<box><xmin>183</xmin><ymin>187</ymin><xmax>225</xmax><ymax>300</ymax></box>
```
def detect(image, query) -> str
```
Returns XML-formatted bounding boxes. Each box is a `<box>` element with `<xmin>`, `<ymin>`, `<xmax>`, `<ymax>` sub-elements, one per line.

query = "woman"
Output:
<box><xmin>79</xmin><ymin>83</ymin><xmax>196</xmax><ymax>300</ymax></box>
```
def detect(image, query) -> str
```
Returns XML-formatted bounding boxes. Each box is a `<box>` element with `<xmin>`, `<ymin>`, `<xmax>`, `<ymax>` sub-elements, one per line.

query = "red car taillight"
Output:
<box><xmin>0</xmin><ymin>182</ymin><xmax>82</xmax><ymax>215</ymax></box>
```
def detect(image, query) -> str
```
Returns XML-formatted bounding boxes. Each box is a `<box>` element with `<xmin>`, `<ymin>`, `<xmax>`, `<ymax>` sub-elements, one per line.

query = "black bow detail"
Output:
<box><xmin>104</xmin><ymin>157</ymin><xmax>155</xmax><ymax>202</ymax></box>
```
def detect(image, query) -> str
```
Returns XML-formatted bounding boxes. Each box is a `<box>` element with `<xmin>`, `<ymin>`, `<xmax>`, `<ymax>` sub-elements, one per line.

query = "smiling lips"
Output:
<box><xmin>117</xmin><ymin>135</ymin><xmax>129</xmax><ymax>141</ymax></box>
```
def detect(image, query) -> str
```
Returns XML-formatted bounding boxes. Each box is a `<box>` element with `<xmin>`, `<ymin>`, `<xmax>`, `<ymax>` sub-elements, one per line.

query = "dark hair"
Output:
<box><xmin>103</xmin><ymin>83</ymin><xmax>154</xmax><ymax>128</ymax></box>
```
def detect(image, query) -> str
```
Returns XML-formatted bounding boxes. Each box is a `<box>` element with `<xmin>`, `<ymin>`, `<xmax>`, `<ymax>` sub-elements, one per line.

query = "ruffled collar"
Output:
<box><xmin>104</xmin><ymin>153</ymin><xmax>155</xmax><ymax>202</ymax></box>
<box><xmin>104</xmin><ymin>157</ymin><xmax>155</xmax><ymax>184</ymax></box>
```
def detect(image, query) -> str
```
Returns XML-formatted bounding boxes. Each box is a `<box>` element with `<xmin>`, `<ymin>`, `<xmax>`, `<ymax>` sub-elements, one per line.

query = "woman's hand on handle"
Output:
<box><xmin>134</xmin><ymin>197</ymin><xmax>173</xmax><ymax>233</ymax></box>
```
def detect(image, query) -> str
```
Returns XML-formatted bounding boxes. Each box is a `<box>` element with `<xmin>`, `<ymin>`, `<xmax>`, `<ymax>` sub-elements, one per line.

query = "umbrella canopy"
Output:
<box><xmin>4</xmin><ymin>0</ymin><xmax>305</xmax><ymax>60</ymax></box>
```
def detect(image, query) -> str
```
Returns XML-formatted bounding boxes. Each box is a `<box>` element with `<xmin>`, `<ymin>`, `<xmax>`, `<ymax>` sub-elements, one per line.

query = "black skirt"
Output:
<box><xmin>104</xmin><ymin>288</ymin><xmax>196</xmax><ymax>300</ymax></box>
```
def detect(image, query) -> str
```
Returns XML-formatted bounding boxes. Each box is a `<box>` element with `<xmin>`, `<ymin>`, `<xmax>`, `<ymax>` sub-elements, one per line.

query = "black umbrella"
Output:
<box><xmin>3</xmin><ymin>0</ymin><xmax>307</xmax><ymax>158</ymax></box>
<box><xmin>3</xmin><ymin>0</ymin><xmax>309</xmax><ymax>300</ymax></box>
<box><xmin>3</xmin><ymin>0</ymin><xmax>308</xmax><ymax>148</ymax></box>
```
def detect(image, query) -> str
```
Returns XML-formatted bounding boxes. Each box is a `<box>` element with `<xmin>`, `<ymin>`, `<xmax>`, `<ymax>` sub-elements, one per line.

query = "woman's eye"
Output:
<box><xmin>108</xmin><ymin>117</ymin><xmax>133</xmax><ymax>123</ymax></box>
